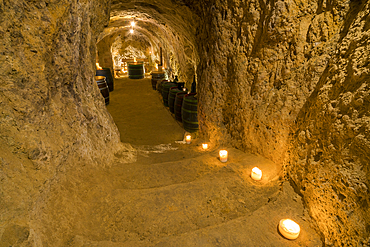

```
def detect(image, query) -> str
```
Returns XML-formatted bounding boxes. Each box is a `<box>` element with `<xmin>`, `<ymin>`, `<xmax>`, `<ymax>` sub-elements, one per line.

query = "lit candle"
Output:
<box><xmin>131</xmin><ymin>21</ymin><xmax>135</xmax><ymax>27</ymax></box>
<box><xmin>202</xmin><ymin>143</ymin><xmax>208</xmax><ymax>150</ymax></box>
<box><xmin>130</xmin><ymin>29</ymin><xmax>134</xmax><ymax>34</ymax></box>
<box><xmin>185</xmin><ymin>135</ymin><xmax>191</xmax><ymax>144</ymax></box>
<box><xmin>251</xmin><ymin>167</ymin><xmax>262</xmax><ymax>181</ymax></box>
<box><xmin>183</xmin><ymin>87</ymin><xmax>187</xmax><ymax>92</ymax></box>
<box><xmin>219</xmin><ymin>150</ymin><xmax>228</xmax><ymax>162</ymax></box>
<box><xmin>279</xmin><ymin>219</ymin><xmax>300</xmax><ymax>240</ymax></box>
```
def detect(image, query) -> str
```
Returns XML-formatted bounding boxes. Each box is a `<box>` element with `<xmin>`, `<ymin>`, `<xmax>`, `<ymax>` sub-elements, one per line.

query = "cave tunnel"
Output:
<box><xmin>1</xmin><ymin>0</ymin><xmax>370</xmax><ymax>246</ymax></box>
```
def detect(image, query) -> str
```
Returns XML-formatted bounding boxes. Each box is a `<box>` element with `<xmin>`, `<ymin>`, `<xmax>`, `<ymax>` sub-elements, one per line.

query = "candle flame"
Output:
<box><xmin>202</xmin><ymin>144</ymin><xmax>208</xmax><ymax>149</ymax></box>
<box><xmin>252</xmin><ymin>167</ymin><xmax>262</xmax><ymax>175</ymax></box>
<box><xmin>134</xmin><ymin>57</ymin><xmax>137</xmax><ymax>62</ymax></box>
<box><xmin>96</xmin><ymin>63</ymin><xmax>102</xmax><ymax>70</ymax></box>
<box><xmin>281</xmin><ymin>219</ymin><xmax>300</xmax><ymax>234</ymax></box>
<box><xmin>131</xmin><ymin>21</ymin><xmax>135</xmax><ymax>27</ymax></box>
<box><xmin>130</xmin><ymin>29</ymin><xmax>134</xmax><ymax>34</ymax></box>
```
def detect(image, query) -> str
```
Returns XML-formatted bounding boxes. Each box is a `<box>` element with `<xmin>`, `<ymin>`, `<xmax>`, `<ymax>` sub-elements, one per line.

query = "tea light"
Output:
<box><xmin>202</xmin><ymin>143</ymin><xmax>208</xmax><ymax>150</ymax></box>
<box><xmin>219</xmin><ymin>150</ymin><xmax>228</xmax><ymax>162</ymax></box>
<box><xmin>185</xmin><ymin>135</ymin><xmax>191</xmax><ymax>144</ymax></box>
<box><xmin>251</xmin><ymin>167</ymin><xmax>262</xmax><ymax>181</ymax></box>
<box><xmin>279</xmin><ymin>219</ymin><xmax>300</xmax><ymax>240</ymax></box>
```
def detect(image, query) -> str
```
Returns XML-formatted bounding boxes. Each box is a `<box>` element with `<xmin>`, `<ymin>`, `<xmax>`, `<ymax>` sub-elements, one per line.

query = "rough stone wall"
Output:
<box><xmin>97</xmin><ymin>35</ymin><xmax>115</xmax><ymax>69</ymax></box>
<box><xmin>0</xmin><ymin>0</ymin><xmax>133</xmax><ymax>245</ymax></box>
<box><xmin>194</xmin><ymin>0</ymin><xmax>349</xmax><ymax>163</ymax></box>
<box><xmin>186</xmin><ymin>0</ymin><xmax>369</xmax><ymax>245</ymax></box>
<box><xmin>286</xmin><ymin>1</ymin><xmax>370</xmax><ymax>245</ymax></box>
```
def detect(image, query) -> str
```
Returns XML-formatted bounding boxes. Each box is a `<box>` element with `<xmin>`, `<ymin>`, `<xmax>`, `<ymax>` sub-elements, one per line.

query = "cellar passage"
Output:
<box><xmin>0</xmin><ymin>1</ymin><xmax>369</xmax><ymax>246</ymax></box>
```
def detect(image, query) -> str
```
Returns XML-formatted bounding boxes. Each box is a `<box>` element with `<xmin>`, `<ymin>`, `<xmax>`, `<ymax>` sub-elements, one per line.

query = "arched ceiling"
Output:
<box><xmin>97</xmin><ymin>0</ymin><xmax>200</xmax><ymax>83</ymax></box>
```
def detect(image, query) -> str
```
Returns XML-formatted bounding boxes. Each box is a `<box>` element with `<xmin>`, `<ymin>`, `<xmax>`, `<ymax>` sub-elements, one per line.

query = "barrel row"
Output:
<box><xmin>151</xmin><ymin>74</ymin><xmax>199</xmax><ymax>133</ymax></box>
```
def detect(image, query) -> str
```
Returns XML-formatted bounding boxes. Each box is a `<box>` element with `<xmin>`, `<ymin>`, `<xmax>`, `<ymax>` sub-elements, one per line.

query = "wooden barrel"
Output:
<box><xmin>168</xmin><ymin>87</ymin><xmax>183</xmax><ymax>113</ymax></box>
<box><xmin>182</xmin><ymin>93</ymin><xmax>198</xmax><ymax>132</ymax></box>
<box><xmin>158</xmin><ymin>79</ymin><xmax>170</xmax><ymax>94</ymax></box>
<box><xmin>96</xmin><ymin>68</ymin><xmax>114</xmax><ymax>91</ymax></box>
<box><xmin>151</xmin><ymin>72</ymin><xmax>165</xmax><ymax>90</ymax></box>
<box><xmin>174</xmin><ymin>92</ymin><xmax>187</xmax><ymax>122</ymax></box>
<box><xmin>95</xmin><ymin>76</ymin><xmax>109</xmax><ymax>105</ymax></box>
<box><xmin>162</xmin><ymin>82</ymin><xmax>177</xmax><ymax>107</ymax></box>
<box><xmin>128</xmin><ymin>62</ymin><xmax>144</xmax><ymax>79</ymax></box>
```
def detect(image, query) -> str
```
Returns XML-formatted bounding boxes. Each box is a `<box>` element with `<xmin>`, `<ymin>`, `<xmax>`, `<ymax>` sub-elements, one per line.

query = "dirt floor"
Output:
<box><xmin>67</xmin><ymin>77</ymin><xmax>323</xmax><ymax>246</ymax></box>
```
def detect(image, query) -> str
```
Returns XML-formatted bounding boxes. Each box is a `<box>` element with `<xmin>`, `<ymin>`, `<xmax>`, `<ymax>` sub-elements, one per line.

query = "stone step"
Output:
<box><xmin>69</xmin><ymin>183</ymin><xmax>321</xmax><ymax>247</ymax></box>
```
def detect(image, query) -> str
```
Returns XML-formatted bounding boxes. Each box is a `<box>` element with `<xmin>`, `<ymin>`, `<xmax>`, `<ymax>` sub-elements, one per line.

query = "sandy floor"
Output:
<box><xmin>52</xmin><ymin>77</ymin><xmax>322</xmax><ymax>246</ymax></box>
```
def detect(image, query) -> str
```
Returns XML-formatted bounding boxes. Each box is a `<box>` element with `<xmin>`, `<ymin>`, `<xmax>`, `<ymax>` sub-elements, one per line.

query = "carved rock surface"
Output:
<box><xmin>1</xmin><ymin>0</ymin><xmax>370</xmax><ymax>246</ymax></box>
<box><xmin>0</xmin><ymin>0</ymin><xmax>135</xmax><ymax>245</ymax></box>
<box><xmin>186</xmin><ymin>0</ymin><xmax>369</xmax><ymax>245</ymax></box>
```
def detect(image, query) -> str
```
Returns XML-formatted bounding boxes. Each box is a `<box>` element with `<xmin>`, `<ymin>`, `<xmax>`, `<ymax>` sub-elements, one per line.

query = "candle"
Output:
<box><xmin>279</xmin><ymin>219</ymin><xmax>300</xmax><ymax>240</ymax></box>
<box><xmin>185</xmin><ymin>135</ymin><xmax>191</xmax><ymax>144</ymax></box>
<box><xmin>183</xmin><ymin>87</ymin><xmax>187</xmax><ymax>92</ymax></box>
<box><xmin>251</xmin><ymin>167</ymin><xmax>262</xmax><ymax>181</ymax></box>
<box><xmin>202</xmin><ymin>143</ymin><xmax>208</xmax><ymax>150</ymax></box>
<box><xmin>219</xmin><ymin>150</ymin><xmax>228</xmax><ymax>162</ymax></box>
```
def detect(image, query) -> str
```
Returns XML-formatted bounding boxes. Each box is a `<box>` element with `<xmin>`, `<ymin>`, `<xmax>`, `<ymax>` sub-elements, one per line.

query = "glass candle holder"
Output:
<box><xmin>251</xmin><ymin>167</ymin><xmax>262</xmax><ymax>181</ymax></box>
<box><xmin>185</xmin><ymin>135</ymin><xmax>191</xmax><ymax>144</ymax></box>
<box><xmin>219</xmin><ymin>150</ymin><xmax>228</xmax><ymax>162</ymax></box>
<box><xmin>279</xmin><ymin>219</ymin><xmax>300</xmax><ymax>240</ymax></box>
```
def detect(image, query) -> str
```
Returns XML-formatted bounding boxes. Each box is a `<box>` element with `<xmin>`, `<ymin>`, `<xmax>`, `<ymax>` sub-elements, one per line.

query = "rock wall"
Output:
<box><xmin>97</xmin><ymin>34</ymin><xmax>115</xmax><ymax>70</ymax></box>
<box><xmin>287</xmin><ymin>1</ymin><xmax>370</xmax><ymax>245</ymax></box>
<box><xmin>193</xmin><ymin>0</ymin><xmax>347</xmax><ymax>163</ymax></box>
<box><xmin>0</xmin><ymin>0</ymin><xmax>134</xmax><ymax>245</ymax></box>
<box><xmin>187</xmin><ymin>0</ymin><xmax>370</xmax><ymax>245</ymax></box>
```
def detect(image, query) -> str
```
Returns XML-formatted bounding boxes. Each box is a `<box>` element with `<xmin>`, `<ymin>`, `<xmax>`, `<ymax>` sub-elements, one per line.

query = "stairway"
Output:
<box><xmin>40</xmin><ymin>77</ymin><xmax>322</xmax><ymax>246</ymax></box>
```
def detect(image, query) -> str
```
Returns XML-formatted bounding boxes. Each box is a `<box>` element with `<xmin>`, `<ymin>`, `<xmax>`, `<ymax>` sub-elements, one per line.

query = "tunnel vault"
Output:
<box><xmin>0</xmin><ymin>0</ymin><xmax>369</xmax><ymax>246</ymax></box>
<box><xmin>96</xmin><ymin>0</ymin><xmax>200</xmax><ymax>86</ymax></box>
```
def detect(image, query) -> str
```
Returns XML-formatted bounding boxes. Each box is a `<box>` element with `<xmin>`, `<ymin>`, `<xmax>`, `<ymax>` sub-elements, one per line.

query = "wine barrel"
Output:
<box><xmin>151</xmin><ymin>71</ymin><xmax>165</xmax><ymax>90</ymax></box>
<box><xmin>158</xmin><ymin>79</ymin><xmax>170</xmax><ymax>94</ymax></box>
<box><xmin>162</xmin><ymin>82</ymin><xmax>177</xmax><ymax>107</ymax></box>
<box><xmin>128</xmin><ymin>62</ymin><xmax>144</xmax><ymax>79</ymax></box>
<box><xmin>96</xmin><ymin>68</ymin><xmax>114</xmax><ymax>91</ymax></box>
<box><xmin>168</xmin><ymin>87</ymin><xmax>183</xmax><ymax>113</ymax></box>
<box><xmin>95</xmin><ymin>76</ymin><xmax>109</xmax><ymax>105</ymax></box>
<box><xmin>174</xmin><ymin>92</ymin><xmax>187</xmax><ymax>122</ymax></box>
<box><xmin>182</xmin><ymin>93</ymin><xmax>198</xmax><ymax>132</ymax></box>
